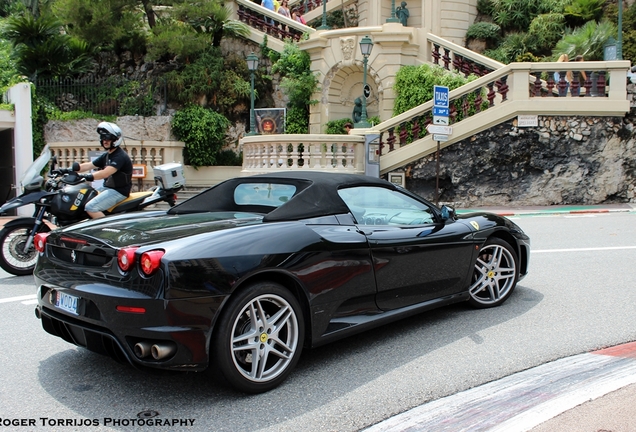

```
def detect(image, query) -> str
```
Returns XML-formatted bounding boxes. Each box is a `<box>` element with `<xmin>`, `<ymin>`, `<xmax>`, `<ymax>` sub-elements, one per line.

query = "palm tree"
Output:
<box><xmin>172</xmin><ymin>0</ymin><xmax>250</xmax><ymax>47</ymax></box>
<box><xmin>2</xmin><ymin>12</ymin><xmax>95</xmax><ymax>79</ymax></box>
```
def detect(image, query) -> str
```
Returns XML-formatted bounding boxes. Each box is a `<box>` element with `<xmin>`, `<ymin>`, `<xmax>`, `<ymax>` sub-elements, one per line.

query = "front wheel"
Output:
<box><xmin>468</xmin><ymin>237</ymin><xmax>519</xmax><ymax>308</ymax></box>
<box><xmin>0</xmin><ymin>222</ymin><xmax>50</xmax><ymax>276</ymax></box>
<box><xmin>212</xmin><ymin>282</ymin><xmax>305</xmax><ymax>393</ymax></box>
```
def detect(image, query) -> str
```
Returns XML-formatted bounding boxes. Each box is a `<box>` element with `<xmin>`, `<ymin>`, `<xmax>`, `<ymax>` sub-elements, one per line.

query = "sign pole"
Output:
<box><xmin>431</xmin><ymin>85</ymin><xmax>449</xmax><ymax>207</ymax></box>
<box><xmin>435</xmin><ymin>140</ymin><xmax>440</xmax><ymax>206</ymax></box>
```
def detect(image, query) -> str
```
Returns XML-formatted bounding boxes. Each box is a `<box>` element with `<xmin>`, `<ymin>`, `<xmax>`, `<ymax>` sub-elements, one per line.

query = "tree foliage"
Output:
<box><xmin>2</xmin><ymin>12</ymin><xmax>95</xmax><ymax>78</ymax></box>
<box><xmin>146</xmin><ymin>20</ymin><xmax>210</xmax><ymax>62</ymax></box>
<box><xmin>52</xmin><ymin>0</ymin><xmax>148</xmax><ymax>53</ymax></box>
<box><xmin>564</xmin><ymin>0</ymin><xmax>604</xmax><ymax>27</ymax></box>
<box><xmin>271</xmin><ymin>42</ymin><xmax>319</xmax><ymax>133</ymax></box>
<box><xmin>162</xmin><ymin>47</ymin><xmax>253</xmax><ymax>119</ymax></box>
<box><xmin>552</xmin><ymin>20</ymin><xmax>617</xmax><ymax>60</ymax></box>
<box><xmin>171</xmin><ymin>0</ymin><xmax>249</xmax><ymax>47</ymax></box>
<box><xmin>0</xmin><ymin>37</ymin><xmax>19</xmax><ymax>93</ymax></box>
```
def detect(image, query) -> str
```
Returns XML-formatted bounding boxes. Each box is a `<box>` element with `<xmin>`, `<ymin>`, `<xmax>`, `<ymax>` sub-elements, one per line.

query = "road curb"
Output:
<box><xmin>364</xmin><ymin>341</ymin><xmax>636</xmax><ymax>432</ymax></box>
<box><xmin>457</xmin><ymin>206</ymin><xmax>636</xmax><ymax>217</ymax></box>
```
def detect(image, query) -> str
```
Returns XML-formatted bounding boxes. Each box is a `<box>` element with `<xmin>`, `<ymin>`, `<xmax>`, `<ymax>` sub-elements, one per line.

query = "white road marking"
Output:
<box><xmin>0</xmin><ymin>294</ymin><xmax>37</xmax><ymax>304</ymax></box>
<box><xmin>534</xmin><ymin>245</ymin><xmax>636</xmax><ymax>253</ymax></box>
<box><xmin>21</xmin><ymin>299</ymin><xmax>38</xmax><ymax>305</ymax></box>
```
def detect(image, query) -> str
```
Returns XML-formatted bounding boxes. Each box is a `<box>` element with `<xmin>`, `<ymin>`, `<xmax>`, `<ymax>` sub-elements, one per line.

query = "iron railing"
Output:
<box><xmin>35</xmin><ymin>75</ymin><xmax>167</xmax><ymax>117</ymax></box>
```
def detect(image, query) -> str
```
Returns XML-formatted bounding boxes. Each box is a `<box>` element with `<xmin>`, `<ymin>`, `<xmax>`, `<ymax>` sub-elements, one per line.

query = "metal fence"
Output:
<box><xmin>35</xmin><ymin>75</ymin><xmax>167</xmax><ymax>117</ymax></box>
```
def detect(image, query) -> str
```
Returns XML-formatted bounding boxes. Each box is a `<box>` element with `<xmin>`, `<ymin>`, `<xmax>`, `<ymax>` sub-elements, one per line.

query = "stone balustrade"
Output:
<box><xmin>374</xmin><ymin>60</ymin><xmax>631</xmax><ymax>174</ymax></box>
<box><xmin>49</xmin><ymin>140</ymin><xmax>184</xmax><ymax>168</ymax></box>
<box><xmin>240</xmin><ymin>134</ymin><xmax>365</xmax><ymax>174</ymax></box>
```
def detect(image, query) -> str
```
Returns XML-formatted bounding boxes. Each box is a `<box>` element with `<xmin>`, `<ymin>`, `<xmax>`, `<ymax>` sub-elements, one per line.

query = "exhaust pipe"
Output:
<box><xmin>151</xmin><ymin>343</ymin><xmax>176</xmax><ymax>360</ymax></box>
<box><xmin>134</xmin><ymin>341</ymin><xmax>153</xmax><ymax>358</ymax></box>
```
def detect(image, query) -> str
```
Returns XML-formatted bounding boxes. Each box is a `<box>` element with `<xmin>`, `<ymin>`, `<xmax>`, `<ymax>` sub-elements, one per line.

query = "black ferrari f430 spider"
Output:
<box><xmin>34</xmin><ymin>171</ymin><xmax>530</xmax><ymax>393</ymax></box>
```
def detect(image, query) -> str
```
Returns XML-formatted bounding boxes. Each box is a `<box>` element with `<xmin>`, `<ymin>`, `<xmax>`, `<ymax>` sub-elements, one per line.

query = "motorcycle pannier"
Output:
<box><xmin>153</xmin><ymin>163</ymin><xmax>186</xmax><ymax>190</ymax></box>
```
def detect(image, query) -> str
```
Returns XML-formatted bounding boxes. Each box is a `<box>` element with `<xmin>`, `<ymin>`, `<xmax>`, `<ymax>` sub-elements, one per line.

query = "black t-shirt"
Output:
<box><xmin>92</xmin><ymin>147</ymin><xmax>133</xmax><ymax>196</ymax></box>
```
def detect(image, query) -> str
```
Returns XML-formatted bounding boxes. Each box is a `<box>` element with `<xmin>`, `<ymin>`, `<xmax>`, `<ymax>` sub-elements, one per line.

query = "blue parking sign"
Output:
<box><xmin>433</xmin><ymin>85</ymin><xmax>449</xmax><ymax>109</ymax></box>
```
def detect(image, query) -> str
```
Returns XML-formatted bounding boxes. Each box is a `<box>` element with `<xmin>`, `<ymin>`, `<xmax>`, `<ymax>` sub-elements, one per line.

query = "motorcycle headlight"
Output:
<box><xmin>23</xmin><ymin>175</ymin><xmax>44</xmax><ymax>192</ymax></box>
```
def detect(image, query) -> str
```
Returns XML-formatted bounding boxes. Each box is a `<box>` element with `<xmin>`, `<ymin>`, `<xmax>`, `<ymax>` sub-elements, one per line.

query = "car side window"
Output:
<box><xmin>338</xmin><ymin>186</ymin><xmax>435</xmax><ymax>225</ymax></box>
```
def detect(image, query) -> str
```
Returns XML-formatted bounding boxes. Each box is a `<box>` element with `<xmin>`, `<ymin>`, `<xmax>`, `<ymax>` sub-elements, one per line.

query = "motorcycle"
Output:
<box><xmin>0</xmin><ymin>145</ymin><xmax>184</xmax><ymax>276</ymax></box>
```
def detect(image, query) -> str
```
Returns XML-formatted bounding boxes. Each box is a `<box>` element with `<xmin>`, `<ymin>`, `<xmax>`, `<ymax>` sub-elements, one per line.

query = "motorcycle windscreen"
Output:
<box><xmin>20</xmin><ymin>145</ymin><xmax>51</xmax><ymax>188</ymax></box>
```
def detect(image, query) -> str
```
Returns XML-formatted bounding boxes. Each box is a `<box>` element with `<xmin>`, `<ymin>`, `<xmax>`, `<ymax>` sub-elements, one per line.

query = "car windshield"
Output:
<box><xmin>234</xmin><ymin>183</ymin><xmax>296</xmax><ymax>207</ymax></box>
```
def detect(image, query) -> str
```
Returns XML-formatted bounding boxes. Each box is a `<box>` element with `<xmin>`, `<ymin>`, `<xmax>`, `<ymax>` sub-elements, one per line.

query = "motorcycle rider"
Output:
<box><xmin>74</xmin><ymin>122</ymin><xmax>133</xmax><ymax>219</ymax></box>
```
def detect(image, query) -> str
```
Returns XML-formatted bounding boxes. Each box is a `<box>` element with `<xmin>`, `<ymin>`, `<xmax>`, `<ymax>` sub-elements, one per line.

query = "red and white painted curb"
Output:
<box><xmin>364</xmin><ymin>342</ymin><xmax>636</xmax><ymax>432</ymax></box>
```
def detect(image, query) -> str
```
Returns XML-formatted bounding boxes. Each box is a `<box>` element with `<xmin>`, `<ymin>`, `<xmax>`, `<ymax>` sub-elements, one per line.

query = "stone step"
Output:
<box><xmin>144</xmin><ymin>186</ymin><xmax>209</xmax><ymax>211</ymax></box>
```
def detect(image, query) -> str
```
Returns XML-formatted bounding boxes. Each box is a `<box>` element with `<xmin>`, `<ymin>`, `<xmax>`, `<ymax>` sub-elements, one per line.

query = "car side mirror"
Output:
<box><xmin>441</xmin><ymin>205</ymin><xmax>456</xmax><ymax>221</ymax></box>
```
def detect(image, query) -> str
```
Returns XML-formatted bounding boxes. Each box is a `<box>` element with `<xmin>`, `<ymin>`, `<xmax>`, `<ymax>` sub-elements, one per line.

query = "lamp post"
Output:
<box><xmin>246</xmin><ymin>52</ymin><xmax>259</xmax><ymax>136</ymax></box>
<box><xmin>355</xmin><ymin>35</ymin><xmax>373</xmax><ymax>129</ymax></box>
<box><xmin>317</xmin><ymin>0</ymin><xmax>331</xmax><ymax>30</ymax></box>
<box><xmin>386</xmin><ymin>0</ymin><xmax>399</xmax><ymax>23</ymax></box>
<box><xmin>618</xmin><ymin>0</ymin><xmax>623</xmax><ymax>60</ymax></box>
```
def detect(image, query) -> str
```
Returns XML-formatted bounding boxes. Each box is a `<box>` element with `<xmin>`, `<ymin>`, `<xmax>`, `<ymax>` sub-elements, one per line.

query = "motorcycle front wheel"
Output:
<box><xmin>0</xmin><ymin>222</ymin><xmax>51</xmax><ymax>276</ymax></box>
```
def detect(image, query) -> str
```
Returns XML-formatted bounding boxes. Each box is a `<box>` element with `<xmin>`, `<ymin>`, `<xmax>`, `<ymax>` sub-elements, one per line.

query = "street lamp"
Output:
<box><xmin>317</xmin><ymin>0</ymin><xmax>331</xmax><ymax>30</ymax></box>
<box><xmin>387</xmin><ymin>0</ymin><xmax>399</xmax><ymax>23</ymax></box>
<box><xmin>246</xmin><ymin>52</ymin><xmax>259</xmax><ymax>136</ymax></box>
<box><xmin>618</xmin><ymin>0</ymin><xmax>623</xmax><ymax>60</ymax></box>
<box><xmin>355</xmin><ymin>35</ymin><xmax>373</xmax><ymax>129</ymax></box>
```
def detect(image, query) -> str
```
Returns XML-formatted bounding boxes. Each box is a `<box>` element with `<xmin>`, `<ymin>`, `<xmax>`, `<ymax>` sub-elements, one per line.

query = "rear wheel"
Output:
<box><xmin>212</xmin><ymin>282</ymin><xmax>304</xmax><ymax>393</ymax></box>
<box><xmin>468</xmin><ymin>237</ymin><xmax>518</xmax><ymax>308</ymax></box>
<box><xmin>0</xmin><ymin>222</ymin><xmax>50</xmax><ymax>276</ymax></box>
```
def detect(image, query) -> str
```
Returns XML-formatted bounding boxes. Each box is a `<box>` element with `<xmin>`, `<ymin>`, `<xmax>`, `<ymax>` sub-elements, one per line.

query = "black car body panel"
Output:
<box><xmin>35</xmin><ymin>172</ymin><xmax>530</xmax><ymax>385</ymax></box>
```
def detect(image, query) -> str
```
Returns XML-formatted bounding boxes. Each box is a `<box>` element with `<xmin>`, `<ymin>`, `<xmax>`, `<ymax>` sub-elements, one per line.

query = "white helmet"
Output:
<box><xmin>96</xmin><ymin>121</ymin><xmax>124</xmax><ymax>148</ymax></box>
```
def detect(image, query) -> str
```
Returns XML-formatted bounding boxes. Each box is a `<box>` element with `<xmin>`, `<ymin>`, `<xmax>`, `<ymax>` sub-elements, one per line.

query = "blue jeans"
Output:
<box><xmin>85</xmin><ymin>187</ymin><xmax>126</xmax><ymax>213</ymax></box>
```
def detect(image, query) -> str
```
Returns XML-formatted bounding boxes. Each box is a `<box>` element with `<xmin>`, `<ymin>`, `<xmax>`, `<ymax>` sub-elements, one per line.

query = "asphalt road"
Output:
<box><xmin>1</xmin><ymin>212</ymin><xmax>636</xmax><ymax>431</ymax></box>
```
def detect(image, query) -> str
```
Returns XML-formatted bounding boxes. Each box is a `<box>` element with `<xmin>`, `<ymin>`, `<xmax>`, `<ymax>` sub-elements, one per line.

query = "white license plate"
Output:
<box><xmin>55</xmin><ymin>292</ymin><xmax>79</xmax><ymax>315</ymax></box>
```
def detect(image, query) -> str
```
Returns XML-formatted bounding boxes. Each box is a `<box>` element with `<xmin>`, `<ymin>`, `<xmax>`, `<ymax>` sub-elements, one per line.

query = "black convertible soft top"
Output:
<box><xmin>168</xmin><ymin>171</ymin><xmax>398</xmax><ymax>221</ymax></box>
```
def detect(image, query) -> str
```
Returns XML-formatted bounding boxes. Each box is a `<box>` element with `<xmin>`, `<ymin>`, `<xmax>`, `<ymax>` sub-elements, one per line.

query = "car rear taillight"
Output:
<box><xmin>34</xmin><ymin>232</ymin><xmax>50</xmax><ymax>253</ymax></box>
<box><xmin>117</xmin><ymin>246</ymin><xmax>139</xmax><ymax>272</ymax></box>
<box><xmin>116</xmin><ymin>305</ymin><xmax>146</xmax><ymax>314</ymax></box>
<box><xmin>140</xmin><ymin>250</ymin><xmax>164</xmax><ymax>276</ymax></box>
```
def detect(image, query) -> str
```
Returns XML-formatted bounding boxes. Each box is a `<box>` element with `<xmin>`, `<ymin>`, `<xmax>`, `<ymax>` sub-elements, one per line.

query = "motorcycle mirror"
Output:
<box><xmin>72</xmin><ymin>161</ymin><xmax>80</xmax><ymax>172</ymax></box>
<box><xmin>50</xmin><ymin>156</ymin><xmax>58</xmax><ymax>173</ymax></box>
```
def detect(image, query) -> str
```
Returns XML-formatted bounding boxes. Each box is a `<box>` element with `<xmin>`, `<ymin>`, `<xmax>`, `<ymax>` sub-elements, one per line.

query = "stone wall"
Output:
<box><xmin>45</xmin><ymin>116</ymin><xmax>175</xmax><ymax>143</ymax></box>
<box><xmin>404</xmin><ymin>113</ymin><xmax>636</xmax><ymax>207</ymax></box>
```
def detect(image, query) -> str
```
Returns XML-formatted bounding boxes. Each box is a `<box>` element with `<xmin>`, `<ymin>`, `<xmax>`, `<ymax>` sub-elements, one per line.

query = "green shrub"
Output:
<box><xmin>492</xmin><ymin>0</ymin><xmax>540</xmax><ymax>31</ymax></box>
<box><xmin>285</xmin><ymin>106</ymin><xmax>309</xmax><ymax>134</ymax></box>
<box><xmin>172</xmin><ymin>104</ymin><xmax>231</xmax><ymax>167</ymax></box>
<box><xmin>483</xmin><ymin>32</ymin><xmax>533</xmax><ymax>63</ymax></box>
<box><xmin>215</xmin><ymin>149</ymin><xmax>243</xmax><ymax>166</ymax></box>
<box><xmin>325</xmin><ymin>118</ymin><xmax>353</xmax><ymax>134</ymax></box>
<box><xmin>393</xmin><ymin>64</ymin><xmax>477</xmax><ymax>116</ymax></box>
<box><xmin>528</xmin><ymin>13</ymin><xmax>567</xmax><ymax>55</ymax></box>
<box><xmin>623</xmin><ymin>30</ymin><xmax>636</xmax><ymax>66</ymax></box>
<box><xmin>483</xmin><ymin>47</ymin><xmax>511</xmax><ymax>63</ymax></box>
<box><xmin>466</xmin><ymin>22</ymin><xmax>502</xmax><ymax>42</ymax></box>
